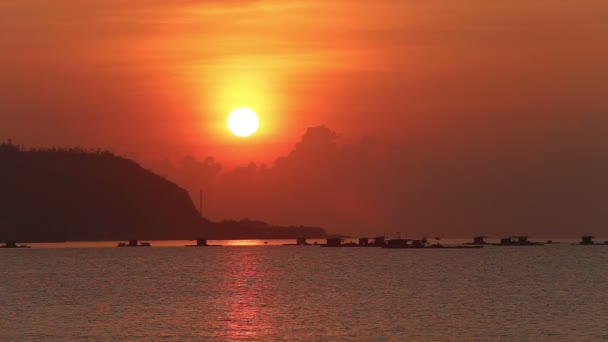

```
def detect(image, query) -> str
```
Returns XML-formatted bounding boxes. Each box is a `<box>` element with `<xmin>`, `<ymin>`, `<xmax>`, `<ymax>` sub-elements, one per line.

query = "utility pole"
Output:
<box><xmin>199</xmin><ymin>189</ymin><xmax>203</xmax><ymax>217</ymax></box>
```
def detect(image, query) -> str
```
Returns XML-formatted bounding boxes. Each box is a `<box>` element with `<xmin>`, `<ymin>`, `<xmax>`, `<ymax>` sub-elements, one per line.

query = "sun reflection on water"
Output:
<box><xmin>215</xmin><ymin>250</ymin><xmax>276</xmax><ymax>339</ymax></box>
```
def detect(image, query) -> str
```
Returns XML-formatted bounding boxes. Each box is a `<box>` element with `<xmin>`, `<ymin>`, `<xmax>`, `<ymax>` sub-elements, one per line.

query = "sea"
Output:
<box><xmin>1</xmin><ymin>238</ymin><xmax>607</xmax><ymax>341</ymax></box>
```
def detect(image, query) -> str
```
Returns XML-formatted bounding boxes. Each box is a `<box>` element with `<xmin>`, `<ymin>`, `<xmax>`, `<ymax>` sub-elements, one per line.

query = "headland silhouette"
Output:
<box><xmin>0</xmin><ymin>141</ymin><xmax>326</xmax><ymax>242</ymax></box>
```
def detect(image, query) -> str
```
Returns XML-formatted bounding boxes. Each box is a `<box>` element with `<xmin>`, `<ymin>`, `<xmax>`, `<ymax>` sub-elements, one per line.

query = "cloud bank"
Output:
<box><xmin>144</xmin><ymin>113</ymin><xmax>608</xmax><ymax>238</ymax></box>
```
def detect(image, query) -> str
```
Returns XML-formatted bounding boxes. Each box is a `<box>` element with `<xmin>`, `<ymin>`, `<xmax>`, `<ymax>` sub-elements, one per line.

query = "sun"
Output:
<box><xmin>227</xmin><ymin>108</ymin><xmax>259</xmax><ymax>137</ymax></box>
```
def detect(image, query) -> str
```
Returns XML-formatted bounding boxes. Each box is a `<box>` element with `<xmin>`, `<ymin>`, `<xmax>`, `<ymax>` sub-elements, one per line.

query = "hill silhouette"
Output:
<box><xmin>0</xmin><ymin>141</ymin><xmax>326</xmax><ymax>242</ymax></box>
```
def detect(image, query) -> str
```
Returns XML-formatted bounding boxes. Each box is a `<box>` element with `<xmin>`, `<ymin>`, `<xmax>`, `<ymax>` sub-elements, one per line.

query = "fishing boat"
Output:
<box><xmin>384</xmin><ymin>238</ymin><xmax>482</xmax><ymax>249</ymax></box>
<box><xmin>0</xmin><ymin>240</ymin><xmax>31</xmax><ymax>248</ymax></box>
<box><xmin>321</xmin><ymin>236</ymin><xmax>390</xmax><ymax>247</ymax></box>
<box><xmin>496</xmin><ymin>236</ymin><xmax>543</xmax><ymax>246</ymax></box>
<box><xmin>462</xmin><ymin>236</ymin><xmax>491</xmax><ymax>245</ymax></box>
<box><xmin>185</xmin><ymin>238</ymin><xmax>221</xmax><ymax>247</ymax></box>
<box><xmin>283</xmin><ymin>237</ymin><xmax>313</xmax><ymax>246</ymax></box>
<box><xmin>117</xmin><ymin>240</ymin><xmax>151</xmax><ymax>247</ymax></box>
<box><xmin>574</xmin><ymin>236</ymin><xmax>608</xmax><ymax>245</ymax></box>
<box><xmin>354</xmin><ymin>237</ymin><xmax>387</xmax><ymax>247</ymax></box>
<box><xmin>320</xmin><ymin>238</ymin><xmax>358</xmax><ymax>247</ymax></box>
<box><xmin>384</xmin><ymin>238</ymin><xmax>427</xmax><ymax>248</ymax></box>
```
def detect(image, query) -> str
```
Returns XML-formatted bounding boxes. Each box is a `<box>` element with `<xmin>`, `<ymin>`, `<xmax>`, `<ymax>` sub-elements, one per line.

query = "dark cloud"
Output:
<box><xmin>143</xmin><ymin>116</ymin><xmax>608</xmax><ymax>238</ymax></box>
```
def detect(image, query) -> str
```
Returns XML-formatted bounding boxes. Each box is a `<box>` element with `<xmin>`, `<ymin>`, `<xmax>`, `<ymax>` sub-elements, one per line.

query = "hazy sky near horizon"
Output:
<box><xmin>1</xmin><ymin>1</ymin><xmax>608</xmax><ymax>235</ymax></box>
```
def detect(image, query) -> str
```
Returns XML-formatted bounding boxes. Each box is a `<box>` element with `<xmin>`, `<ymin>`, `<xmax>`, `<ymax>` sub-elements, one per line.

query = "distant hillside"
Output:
<box><xmin>0</xmin><ymin>142</ymin><xmax>326</xmax><ymax>242</ymax></box>
<box><xmin>211</xmin><ymin>219</ymin><xmax>326</xmax><ymax>240</ymax></box>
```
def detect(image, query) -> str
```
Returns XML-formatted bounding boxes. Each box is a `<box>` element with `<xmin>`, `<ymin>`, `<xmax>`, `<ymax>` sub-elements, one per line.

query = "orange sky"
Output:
<box><xmin>1</xmin><ymin>1</ymin><xmax>608</xmax><ymax>235</ymax></box>
<box><xmin>2</xmin><ymin>1</ymin><xmax>607</xmax><ymax>162</ymax></box>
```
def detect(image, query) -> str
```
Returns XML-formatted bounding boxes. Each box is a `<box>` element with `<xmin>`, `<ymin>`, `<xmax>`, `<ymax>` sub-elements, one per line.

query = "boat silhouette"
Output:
<box><xmin>185</xmin><ymin>238</ymin><xmax>221</xmax><ymax>247</ymax></box>
<box><xmin>355</xmin><ymin>237</ymin><xmax>387</xmax><ymax>247</ymax></box>
<box><xmin>462</xmin><ymin>236</ymin><xmax>491</xmax><ymax>246</ymax></box>
<box><xmin>117</xmin><ymin>240</ymin><xmax>151</xmax><ymax>247</ymax></box>
<box><xmin>320</xmin><ymin>238</ymin><xmax>358</xmax><ymax>247</ymax></box>
<box><xmin>0</xmin><ymin>240</ymin><xmax>31</xmax><ymax>249</ymax></box>
<box><xmin>384</xmin><ymin>238</ymin><xmax>482</xmax><ymax>249</ymax></box>
<box><xmin>320</xmin><ymin>236</ymin><xmax>481</xmax><ymax>249</ymax></box>
<box><xmin>496</xmin><ymin>236</ymin><xmax>543</xmax><ymax>246</ymax></box>
<box><xmin>320</xmin><ymin>237</ymin><xmax>386</xmax><ymax>247</ymax></box>
<box><xmin>283</xmin><ymin>237</ymin><xmax>314</xmax><ymax>246</ymax></box>
<box><xmin>574</xmin><ymin>236</ymin><xmax>608</xmax><ymax>245</ymax></box>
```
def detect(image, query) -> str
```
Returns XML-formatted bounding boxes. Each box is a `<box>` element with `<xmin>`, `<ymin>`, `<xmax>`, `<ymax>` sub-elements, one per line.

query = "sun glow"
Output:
<box><xmin>227</xmin><ymin>108</ymin><xmax>259</xmax><ymax>137</ymax></box>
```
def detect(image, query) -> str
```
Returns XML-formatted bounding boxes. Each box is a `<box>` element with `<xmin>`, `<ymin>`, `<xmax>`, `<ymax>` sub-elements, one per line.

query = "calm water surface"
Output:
<box><xmin>1</xmin><ymin>241</ymin><xmax>608</xmax><ymax>341</ymax></box>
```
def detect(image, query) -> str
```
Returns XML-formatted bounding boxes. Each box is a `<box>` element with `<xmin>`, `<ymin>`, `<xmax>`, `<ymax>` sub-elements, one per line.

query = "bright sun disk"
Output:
<box><xmin>227</xmin><ymin>108</ymin><xmax>259</xmax><ymax>137</ymax></box>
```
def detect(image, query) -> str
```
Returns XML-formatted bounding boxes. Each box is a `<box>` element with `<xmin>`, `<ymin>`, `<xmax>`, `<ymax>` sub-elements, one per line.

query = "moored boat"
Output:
<box><xmin>354</xmin><ymin>237</ymin><xmax>387</xmax><ymax>247</ymax></box>
<box><xmin>496</xmin><ymin>236</ymin><xmax>543</xmax><ymax>246</ymax></box>
<box><xmin>283</xmin><ymin>237</ymin><xmax>313</xmax><ymax>246</ymax></box>
<box><xmin>0</xmin><ymin>240</ymin><xmax>31</xmax><ymax>248</ymax></box>
<box><xmin>117</xmin><ymin>240</ymin><xmax>151</xmax><ymax>247</ymax></box>
<box><xmin>384</xmin><ymin>238</ymin><xmax>482</xmax><ymax>249</ymax></box>
<box><xmin>320</xmin><ymin>238</ymin><xmax>358</xmax><ymax>247</ymax></box>
<box><xmin>574</xmin><ymin>236</ymin><xmax>608</xmax><ymax>246</ymax></box>
<box><xmin>185</xmin><ymin>238</ymin><xmax>221</xmax><ymax>247</ymax></box>
<box><xmin>384</xmin><ymin>238</ymin><xmax>427</xmax><ymax>249</ymax></box>
<box><xmin>462</xmin><ymin>236</ymin><xmax>491</xmax><ymax>246</ymax></box>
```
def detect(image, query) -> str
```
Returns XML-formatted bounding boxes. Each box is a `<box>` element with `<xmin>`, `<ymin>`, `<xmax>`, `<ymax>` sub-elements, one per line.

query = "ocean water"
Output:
<box><xmin>1</xmin><ymin>241</ymin><xmax>607</xmax><ymax>341</ymax></box>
